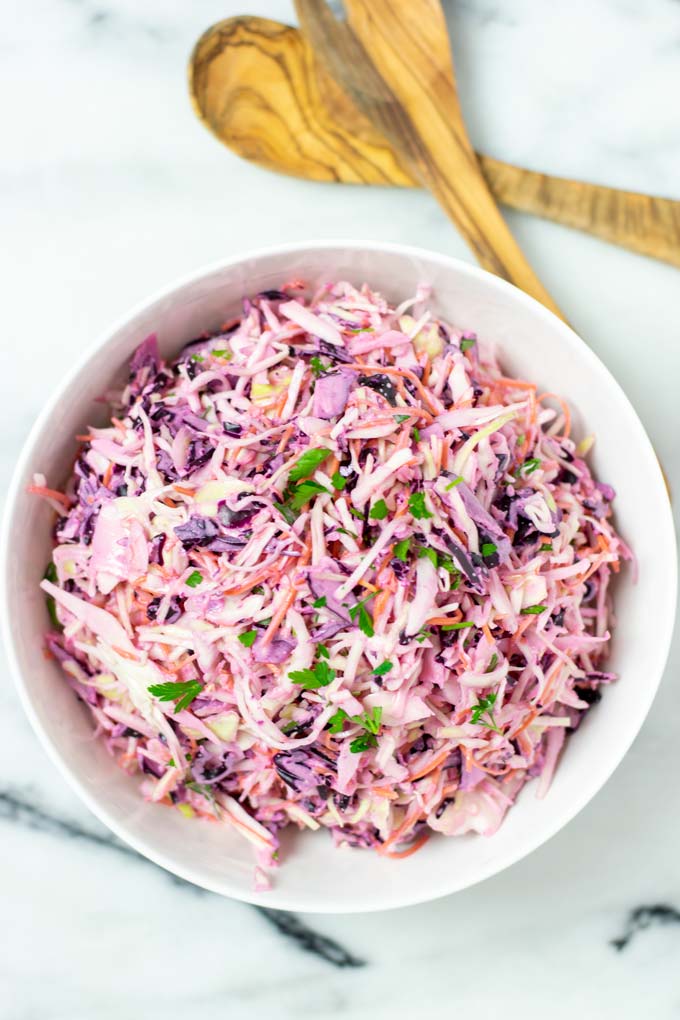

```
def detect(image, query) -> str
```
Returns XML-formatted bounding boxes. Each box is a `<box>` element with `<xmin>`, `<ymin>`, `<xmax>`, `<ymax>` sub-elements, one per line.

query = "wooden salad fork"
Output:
<box><xmin>295</xmin><ymin>0</ymin><xmax>564</xmax><ymax>317</ymax></box>
<box><xmin>188</xmin><ymin>16</ymin><xmax>680</xmax><ymax>272</ymax></box>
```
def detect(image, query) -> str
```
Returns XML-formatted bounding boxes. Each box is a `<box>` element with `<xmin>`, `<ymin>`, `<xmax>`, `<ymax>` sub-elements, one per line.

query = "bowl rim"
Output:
<box><xmin>2</xmin><ymin>239</ymin><xmax>676</xmax><ymax>912</ymax></box>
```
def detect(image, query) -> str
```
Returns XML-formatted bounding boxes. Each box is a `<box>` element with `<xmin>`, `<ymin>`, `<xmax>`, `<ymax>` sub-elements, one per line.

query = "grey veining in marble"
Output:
<box><xmin>2</xmin><ymin>0</ymin><xmax>680</xmax><ymax>1017</ymax></box>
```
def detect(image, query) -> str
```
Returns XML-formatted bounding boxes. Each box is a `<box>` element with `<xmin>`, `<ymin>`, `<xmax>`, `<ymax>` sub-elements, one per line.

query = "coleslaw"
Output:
<box><xmin>34</xmin><ymin>279</ymin><xmax>629</xmax><ymax>884</ymax></box>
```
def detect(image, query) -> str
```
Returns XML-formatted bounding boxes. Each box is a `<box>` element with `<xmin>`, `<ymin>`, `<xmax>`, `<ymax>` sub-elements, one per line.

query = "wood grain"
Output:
<box><xmin>189</xmin><ymin>16</ymin><xmax>680</xmax><ymax>270</ymax></box>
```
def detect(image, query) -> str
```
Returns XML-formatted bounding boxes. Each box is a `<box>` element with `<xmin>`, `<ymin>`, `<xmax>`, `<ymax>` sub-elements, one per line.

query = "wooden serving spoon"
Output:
<box><xmin>189</xmin><ymin>16</ymin><xmax>680</xmax><ymax>271</ymax></box>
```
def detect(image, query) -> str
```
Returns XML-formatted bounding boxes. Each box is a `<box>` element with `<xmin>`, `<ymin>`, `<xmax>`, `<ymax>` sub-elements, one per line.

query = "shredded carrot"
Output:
<box><xmin>408</xmin><ymin>746</ymin><xmax>452</xmax><ymax>782</ymax></box>
<box><xmin>26</xmin><ymin>484</ymin><xmax>71</xmax><ymax>509</ymax></box>
<box><xmin>260</xmin><ymin>546</ymin><xmax>311</xmax><ymax>645</ymax></box>
<box><xmin>384</xmin><ymin>832</ymin><xmax>430</xmax><ymax>859</ymax></box>
<box><xmin>427</xmin><ymin>613</ymin><xmax>462</xmax><ymax>626</ymax></box>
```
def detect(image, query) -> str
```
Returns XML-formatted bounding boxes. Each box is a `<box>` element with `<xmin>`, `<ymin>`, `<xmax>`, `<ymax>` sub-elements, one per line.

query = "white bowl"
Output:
<box><xmin>2</xmin><ymin>241</ymin><xmax>676</xmax><ymax>913</ymax></box>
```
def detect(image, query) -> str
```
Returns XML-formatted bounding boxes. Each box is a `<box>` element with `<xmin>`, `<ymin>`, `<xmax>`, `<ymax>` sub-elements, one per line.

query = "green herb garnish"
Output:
<box><xmin>190</xmin><ymin>353</ymin><xmax>205</xmax><ymax>363</ymax></box>
<box><xmin>408</xmin><ymin>491</ymin><xmax>433</xmax><ymax>520</ymax></box>
<box><xmin>289</xmin><ymin>659</ymin><xmax>336</xmax><ymax>689</ymax></box>
<box><xmin>349</xmin><ymin>706</ymin><xmax>383</xmax><ymax>752</ymax></box>
<box><xmin>348</xmin><ymin>593</ymin><xmax>375</xmax><ymax>637</ymax></box>
<box><xmin>148</xmin><ymin>679</ymin><xmax>204</xmax><ymax>714</ymax></box>
<box><xmin>393</xmin><ymin>537</ymin><xmax>411</xmax><ymax>561</ymax></box>
<box><xmin>316</xmin><ymin>643</ymin><xmax>330</xmax><ymax>659</ymax></box>
<box><xmin>412</xmin><ymin>427</ymin><xmax>421</xmax><ymax>442</ymax></box>
<box><xmin>394</xmin><ymin>414</ymin><xmax>410</xmax><ymax>424</ymax></box>
<box><xmin>349</xmin><ymin>733</ymin><xmax>377</xmax><ymax>753</ymax></box>
<box><xmin>460</xmin><ymin>337</ymin><xmax>476</xmax><ymax>352</ymax></box>
<box><xmin>289</xmin><ymin>480</ymin><xmax>330</xmax><ymax>510</ymax></box>
<box><xmin>481</xmin><ymin>542</ymin><xmax>497</xmax><ymax>557</ymax></box>
<box><xmin>419</xmin><ymin>546</ymin><xmax>438</xmax><ymax>566</ymax></box>
<box><xmin>312</xmin><ymin>595</ymin><xmax>327</xmax><ymax>608</ymax></box>
<box><xmin>486</xmin><ymin>653</ymin><xmax>499</xmax><ymax>673</ymax></box>
<box><xmin>331</xmin><ymin>470</ymin><xmax>347</xmax><ymax>491</ymax></box>
<box><xmin>520</xmin><ymin>604</ymin><xmax>547</xmax><ymax>615</ymax></box>
<box><xmin>441</xmin><ymin>620</ymin><xmax>474</xmax><ymax>631</ymax></box>
<box><xmin>211</xmin><ymin>348</ymin><xmax>230</xmax><ymax>359</ymax></box>
<box><xmin>289</xmin><ymin>447</ymin><xmax>332</xmax><ymax>482</ymax></box>
<box><xmin>238</xmin><ymin>630</ymin><xmax>258</xmax><ymax>647</ymax></box>
<box><xmin>185</xmin><ymin>570</ymin><xmax>203</xmax><ymax>588</ymax></box>
<box><xmin>445</xmin><ymin>476</ymin><xmax>463</xmax><ymax>490</ymax></box>
<box><xmin>470</xmin><ymin>692</ymin><xmax>500</xmax><ymax>732</ymax></box>
<box><xmin>372</xmin><ymin>660</ymin><xmax>393</xmax><ymax>677</ymax></box>
<box><xmin>273</xmin><ymin>501</ymin><xmax>297</xmax><ymax>525</ymax></box>
<box><xmin>43</xmin><ymin>562</ymin><xmax>61</xmax><ymax>629</ymax></box>
<box><xmin>540</xmin><ymin>543</ymin><xmax>553</xmax><ymax>552</ymax></box>
<box><xmin>310</xmin><ymin>356</ymin><xmax>328</xmax><ymax>377</ymax></box>
<box><xmin>521</xmin><ymin>458</ymin><xmax>541</xmax><ymax>475</ymax></box>
<box><xmin>369</xmin><ymin>499</ymin><xmax>389</xmax><ymax>520</ymax></box>
<box><xmin>327</xmin><ymin>708</ymin><xmax>348</xmax><ymax>734</ymax></box>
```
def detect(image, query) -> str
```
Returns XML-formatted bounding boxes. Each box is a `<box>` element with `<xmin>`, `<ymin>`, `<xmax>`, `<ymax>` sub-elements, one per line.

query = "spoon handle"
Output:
<box><xmin>341</xmin><ymin>0</ymin><xmax>565</xmax><ymax>319</ymax></box>
<box><xmin>480</xmin><ymin>157</ymin><xmax>680</xmax><ymax>269</ymax></box>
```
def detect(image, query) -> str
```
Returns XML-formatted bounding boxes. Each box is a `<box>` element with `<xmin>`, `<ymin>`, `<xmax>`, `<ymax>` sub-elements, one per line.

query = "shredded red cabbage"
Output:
<box><xmin>34</xmin><ymin>279</ymin><xmax>629</xmax><ymax>881</ymax></box>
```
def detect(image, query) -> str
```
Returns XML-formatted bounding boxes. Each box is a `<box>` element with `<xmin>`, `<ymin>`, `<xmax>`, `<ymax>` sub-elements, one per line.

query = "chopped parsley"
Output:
<box><xmin>445</xmin><ymin>475</ymin><xmax>463</xmax><ymax>490</ymax></box>
<box><xmin>190</xmin><ymin>353</ymin><xmax>205</xmax><ymax>363</ymax></box>
<box><xmin>312</xmin><ymin>595</ymin><xmax>327</xmax><ymax>608</ymax></box>
<box><xmin>148</xmin><ymin>679</ymin><xmax>203</xmax><ymax>714</ymax></box>
<box><xmin>369</xmin><ymin>499</ymin><xmax>389</xmax><ymax>520</ymax></box>
<box><xmin>289</xmin><ymin>479</ymin><xmax>330</xmax><ymax>510</ymax></box>
<box><xmin>185</xmin><ymin>570</ymin><xmax>203</xmax><ymax>588</ymax></box>
<box><xmin>372</xmin><ymin>660</ymin><xmax>393</xmax><ymax>676</ymax></box>
<box><xmin>349</xmin><ymin>733</ymin><xmax>376</xmax><ymax>753</ymax></box>
<box><xmin>394</xmin><ymin>414</ymin><xmax>410</xmax><ymax>424</ymax></box>
<box><xmin>348</xmin><ymin>593</ymin><xmax>376</xmax><ymax>637</ymax></box>
<box><xmin>540</xmin><ymin>543</ymin><xmax>553</xmax><ymax>552</ymax></box>
<box><xmin>393</xmin><ymin>537</ymin><xmax>411</xmax><ymax>561</ymax></box>
<box><xmin>289</xmin><ymin>447</ymin><xmax>332</xmax><ymax>482</ymax></box>
<box><xmin>316</xmin><ymin>643</ymin><xmax>330</xmax><ymax>659</ymax></box>
<box><xmin>289</xmin><ymin>659</ymin><xmax>335</xmax><ymax>689</ymax></box>
<box><xmin>211</xmin><ymin>348</ymin><xmax>230</xmax><ymax>359</ymax></box>
<box><xmin>419</xmin><ymin>546</ymin><xmax>438</xmax><ymax>567</ymax></box>
<box><xmin>486</xmin><ymin>653</ymin><xmax>499</xmax><ymax>673</ymax></box>
<box><xmin>310</xmin><ymin>355</ymin><xmax>329</xmax><ymax>377</ymax></box>
<box><xmin>349</xmin><ymin>706</ymin><xmax>383</xmax><ymax>752</ymax></box>
<box><xmin>331</xmin><ymin>470</ymin><xmax>347</xmax><ymax>491</ymax></box>
<box><xmin>521</xmin><ymin>458</ymin><xmax>541</xmax><ymax>475</ymax></box>
<box><xmin>460</xmin><ymin>337</ymin><xmax>476</xmax><ymax>352</ymax></box>
<box><xmin>408</xmin><ymin>492</ymin><xmax>433</xmax><ymax>519</ymax></box>
<box><xmin>43</xmin><ymin>562</ymin><xmax>61</xmax><ymax>629</ymax></box>
<box><xmin>470</xmin><ymin>692</ymin><xmax>500</xmax><ymax>732</ymax></box>
<box><xmin>412</xmin><ymin>427</ymin><xmax>421</xmax><ymax>442</ymax></box>
<box><xmin>481</xmin><ymin>542</ymin><xmax>497</xmax><ymax>558</ymax></box>
<box><xmin>521</xmin><ymin>604</ymin><xmax>547</xmax><ymax>615</ymax></box>
<box><xmin>327</xmin><ymin>708</ymin><xmax>348</xmax><ymax>733</ymax></box>
<box><xmin>238</xmin><ymin>630</ymin><xmax>258</xmax><ymax>647</ymax></box>
<box><xmin>273</xmin><ymin>500</ymin><xmax>297</xmax><ymax>525</ymax></box>
<box><xmin>441</xmin><ymin>620</ymin><xmax>474</xmax><ymax>631</ymax></box>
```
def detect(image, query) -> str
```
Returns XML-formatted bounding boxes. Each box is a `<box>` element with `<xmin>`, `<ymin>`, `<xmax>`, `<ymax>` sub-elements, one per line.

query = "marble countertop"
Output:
<box><xmin>2</xmin><ymin>0</ymin><xmax>680</xmax><ymax>1016</ymax></box>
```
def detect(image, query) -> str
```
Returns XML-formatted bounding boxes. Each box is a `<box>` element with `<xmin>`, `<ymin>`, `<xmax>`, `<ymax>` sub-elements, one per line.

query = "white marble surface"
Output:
<box><xmin>2</xmin><ymin>0</ymin><xmax>680</xmax><ymax>1016</ymax></box>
